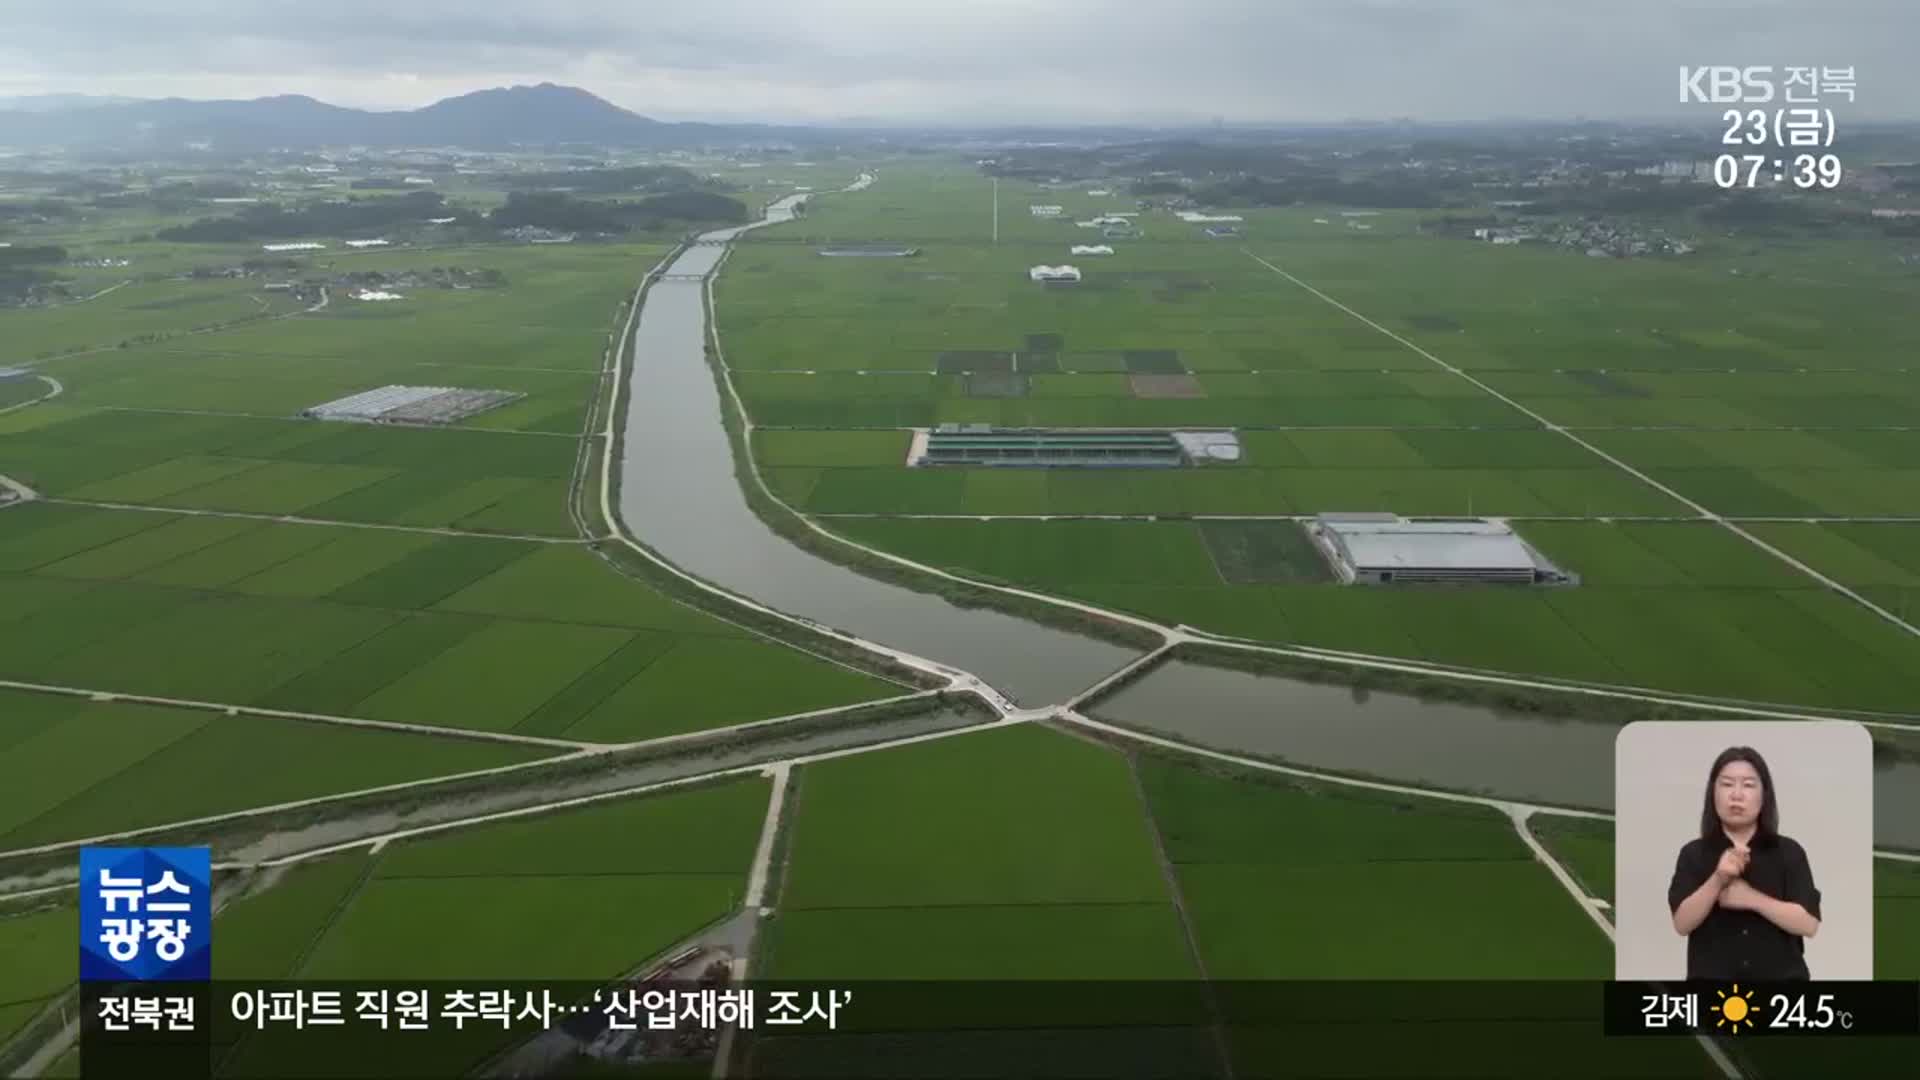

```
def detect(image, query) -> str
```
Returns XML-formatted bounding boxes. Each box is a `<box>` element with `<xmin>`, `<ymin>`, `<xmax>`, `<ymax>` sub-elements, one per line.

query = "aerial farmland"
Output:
<box><xmin>2</xmin><ymin>82</ymin><xmax>1918</xmax><ymax>1080</ymax></box>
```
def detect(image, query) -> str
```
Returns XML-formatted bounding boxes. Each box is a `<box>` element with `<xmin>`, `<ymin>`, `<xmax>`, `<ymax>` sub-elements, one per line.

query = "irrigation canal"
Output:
<box><xmin>614</xmin><ymin>184</ymin><xmax>1920</xmax><ymax>850</ymax></box>
<box><xmin>616</xmin><ymin>192</ymin><xmax>1135</xmax><ymax>706</ymax></box>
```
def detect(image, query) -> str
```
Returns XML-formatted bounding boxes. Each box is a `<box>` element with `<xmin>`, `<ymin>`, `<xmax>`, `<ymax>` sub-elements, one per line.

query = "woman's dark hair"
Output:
<box><xmin>1700</xmin><ymin>745</ymin><xmax>1779</xmax><ymax>841</ymax></box>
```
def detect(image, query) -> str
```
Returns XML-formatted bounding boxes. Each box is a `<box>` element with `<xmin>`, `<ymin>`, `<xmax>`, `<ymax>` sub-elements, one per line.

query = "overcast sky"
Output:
<box><xmin>0</xmin><ymin>1</ymin><xmax>1912</xmax><ymax>125</ymax></box>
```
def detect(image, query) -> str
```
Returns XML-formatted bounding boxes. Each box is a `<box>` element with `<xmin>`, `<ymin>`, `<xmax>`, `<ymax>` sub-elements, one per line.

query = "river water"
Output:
<box><xmin>1096</xmin><ymin>659</ymin><xmax>1920</xmax><ymax>849</ymax></box>
<box><xmin>616</xmin><ymin>193</ymin><xmax>1136</xmax><ymax>706</ymax></box>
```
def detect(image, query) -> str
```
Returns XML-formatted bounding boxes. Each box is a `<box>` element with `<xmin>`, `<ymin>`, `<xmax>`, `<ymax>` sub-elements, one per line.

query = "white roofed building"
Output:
<box><xmin>1028</xmin><ymin>265</ymin><xmax>1081</xmax><ymax>283</ymax></box>
<box><xmin>1308</xmin><ymin>513</ymin><xmax>1577</xmax><ymax>586</ymax></box>
<box><xmin>1069</xmin><ymin>245</ymin><xmax>1114</xmax><ymax>256</ymax></box>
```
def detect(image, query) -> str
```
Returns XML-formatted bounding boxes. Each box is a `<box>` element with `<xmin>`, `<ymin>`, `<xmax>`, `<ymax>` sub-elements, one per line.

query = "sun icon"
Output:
<box><xmin>1712</xmin><ymin>984</ymin><xmax>1760</xmax><ymax>1033</ymax></box>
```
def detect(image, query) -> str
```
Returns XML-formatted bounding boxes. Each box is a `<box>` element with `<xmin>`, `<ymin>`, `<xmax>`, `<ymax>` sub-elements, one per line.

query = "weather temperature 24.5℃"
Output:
<box><xmin>1604</xmin><ymin>981</ymin><xmax>1920</xmax><ymax>1037</ymax></box>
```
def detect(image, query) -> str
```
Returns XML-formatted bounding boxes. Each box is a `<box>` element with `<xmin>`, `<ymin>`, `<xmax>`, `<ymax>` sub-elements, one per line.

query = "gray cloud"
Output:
<box><xmin>1</xmin><ymin>1</ymin><xmax>1912</xmax><ymax>123</ymax></box>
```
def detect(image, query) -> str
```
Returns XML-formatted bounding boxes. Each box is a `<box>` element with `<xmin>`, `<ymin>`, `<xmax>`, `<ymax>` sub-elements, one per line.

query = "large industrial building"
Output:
<box><xmin>907</xmin><ymin>426</ymin><xmax>1241</xmax><ymax>469</ymax></box>
<box><xmin>301</xmin><ymin>385</ymin><xmax>523</xmax><ymax>425</ymax></box>
<box><xmin>1308</xmin><ymin>513</ymin><xmax>1578</xmax><ymax>586</ymax></box>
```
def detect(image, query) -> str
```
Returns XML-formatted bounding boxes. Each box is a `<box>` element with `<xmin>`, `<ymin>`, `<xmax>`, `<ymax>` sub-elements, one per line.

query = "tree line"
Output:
<box><xmin>152</xmin><ymin>187</ymin><xmax>748</xmax><ymax>243</ymax></box>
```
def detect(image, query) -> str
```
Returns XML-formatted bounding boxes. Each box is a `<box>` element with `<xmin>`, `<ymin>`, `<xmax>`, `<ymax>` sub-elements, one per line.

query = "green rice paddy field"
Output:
<box><xmin>762</xmin><ymin>724</ymin><xmax>1195</xmax><ymax>981</ymax></box>
<box><xmin>0</xmin><ymin>224</ymin><xmax>901</xmax><ymax>859</ymax></box>
<box><xmin>747</xmin><ymin>724</ymin><xmax>1917</xmax><ymax>1077</ymax></box>
<box><xmin>829</xmin><ymin>516</ymin><xmax>1920</xmax><ymax>711</ymax></box>
<box><xmin>0</xmin><ymin>503</ymin><xmax>896</xmax><ymax>747</ymax></box>
<box><xmin>5</xmin><ymin>278</ymin><xmax>313</xmax><ymax>362</ymax></box>
<box><xmin>0</xmin><ymin>777</ymin><xmax>770</xmax><ymax>1071</ymax></box>
<box><xmin>0</xmin><ymin>689</ymin><xmax>551</xmax><ymax>850</ymax></box>
<box><xmin>277</xmin><ymin>777</ymin><xmax>769</xmax><ymax>981</ymax></box>
<box><xmin>748</xmin><ymin>725</ymin><xmax>1719</xmax><ymax>1078</ymax></box>
<box><xmin>715</xmin><ymin>165</ymin><xmax>1920</xmax><ymax>713</ymax></box>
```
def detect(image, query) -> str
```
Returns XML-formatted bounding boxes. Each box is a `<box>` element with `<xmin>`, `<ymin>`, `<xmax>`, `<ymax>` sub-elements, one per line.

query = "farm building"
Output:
<box><xmin>910</xmin><ymin>427</ymin><xmax>1183</xmax><ymax>468</ymax></box>
<box><xmin>907</xmin><ymin>426</ymin><xmax>1241</xmax><ymax>469</ymax></box>
<box><xmin>1070</xmin><ymin>244</ymin><xmax>1114</xmax><ymax>256</ymax></box>
<box><xmin>262</xmin><ymin>242</ymin><xmax>325</xmax><ymax>252</ymax></box>
<box><xmin>1308</xmin><ymin>513</ymin><xmax>1578</xmax><ymax>587</ymax></box>
<box><xmin>1029</xmin><ymin>265</ymin><xmax>1081</xmax><ymax>283</ymax></box>
<box><xmin>1029</xmin><ymin>205</ymin><xmax>1064</xmax><ymax>217</ymax></box>
<box><xmin>1175</xmin><ymin>212</ymin><xmax>1244</xmax><ymax>224</ymax></box>
<box><xmin>1205</xmin><ymin>226</ymin><xmax>1240</xmax><ymax>237</ymax></box>
<box><xmin>302</xmin><ymin>385</ymin><xmax>523</xmax><ymax>425</ymax></box>
<box><xmin>344</xmin><ymin>238</ymin><xmax>390</xmax><ymax>248</ymax></box>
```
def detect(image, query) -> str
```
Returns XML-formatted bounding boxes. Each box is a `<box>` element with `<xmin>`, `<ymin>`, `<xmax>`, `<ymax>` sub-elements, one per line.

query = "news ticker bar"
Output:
<box><xmin>76</xmin><ymin>979</ymin><xmax>1919</xmax><ymax>1042</ymax></box>
<box><xmin>70</xmin><ymin>981</ymin><xmax>1920</xmax><ymax>1080</ymax></box>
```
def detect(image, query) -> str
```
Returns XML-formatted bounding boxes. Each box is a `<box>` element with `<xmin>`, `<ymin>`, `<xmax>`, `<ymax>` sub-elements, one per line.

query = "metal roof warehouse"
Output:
<box><xmin>1309</xmin><ymin>513</ymin><xmax>1578</xmax><ymax>586</ymax></box>
<box><xmin>913</xmin><ymin>427</ymin><xmax>1184</xmax><ymax>468</ymax></box>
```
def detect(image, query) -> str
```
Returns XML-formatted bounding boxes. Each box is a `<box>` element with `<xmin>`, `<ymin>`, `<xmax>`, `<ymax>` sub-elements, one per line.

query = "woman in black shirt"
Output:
<box><xmin>1668</xmin><ymin>746</ymin><xmax>1822</xmax><ymax>979</ymax></box>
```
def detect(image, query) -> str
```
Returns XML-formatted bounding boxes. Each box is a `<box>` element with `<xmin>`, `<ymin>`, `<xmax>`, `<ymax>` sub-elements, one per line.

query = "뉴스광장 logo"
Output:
<box><xmin>79</xmin><ymin>847</ymin><xmax>211</xmax><ymax>981</ymax></box>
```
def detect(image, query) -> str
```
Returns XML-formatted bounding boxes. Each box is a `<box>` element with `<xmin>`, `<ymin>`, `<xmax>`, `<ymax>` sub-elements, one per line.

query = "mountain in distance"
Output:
<box><xmin>403</xmin><ymin>84</ymin><xmax>662</xmax><ymax>144</ymax></box>
<box><xmin>0</xmin><ymin>83</ymin><xmax>802</xmax><ymax>149</ymax></box>
<box><xmin>0</xmin><ymin>93</ymin><xmax>145</xmax><ymax>112</ymax></box>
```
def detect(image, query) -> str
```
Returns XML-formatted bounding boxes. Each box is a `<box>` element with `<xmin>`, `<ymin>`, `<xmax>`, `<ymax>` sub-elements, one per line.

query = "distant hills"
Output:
<box><xmin>0</xmin><ymin>93</ymin><xmax>146</xmax><ymax>112</ymax></box>
<box><xmin>0</xmin><ymin>83</ymin><xmax>809</xmax><ymax>150</ymax></box>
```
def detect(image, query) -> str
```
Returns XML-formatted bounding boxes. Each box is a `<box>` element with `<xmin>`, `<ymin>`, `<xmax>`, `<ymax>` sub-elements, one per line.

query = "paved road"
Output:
<box><xmin>38</xmin><ymin>497</ymin><xmax>600</xmax><ymax>543</ymax></box>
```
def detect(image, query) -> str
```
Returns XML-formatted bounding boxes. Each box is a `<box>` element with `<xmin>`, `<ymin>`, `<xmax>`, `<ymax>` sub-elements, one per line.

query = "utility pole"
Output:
<box><xmin>991</xmin><ymin>176</ymin><xmax>999</xmax><ymax>245</ymax></box>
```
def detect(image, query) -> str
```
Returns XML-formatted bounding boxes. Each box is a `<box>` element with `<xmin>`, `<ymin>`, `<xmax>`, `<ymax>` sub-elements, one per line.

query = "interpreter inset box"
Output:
<box><xmin>1614</xmin><ymin>721</ymin><xmax>1872</xmax><ymax>981</ymax></box>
